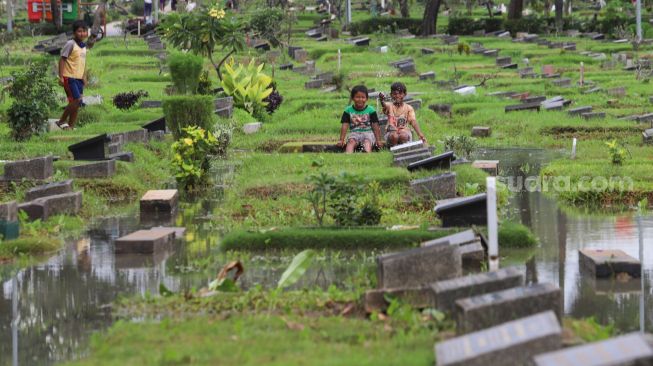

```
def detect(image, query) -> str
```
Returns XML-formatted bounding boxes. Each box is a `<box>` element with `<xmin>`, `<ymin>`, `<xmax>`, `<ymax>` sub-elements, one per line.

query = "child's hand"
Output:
<box><xmin>378</xmin><ymin>92</ymin><xmax>385</xmax><ymax>101</ymax></box>
<box><xmin>58</xmin><ymin>77</ymin><xmax>64</xmax><ymax>86</ymax></box>
<box><xmin>419</xmin><ymin>135</ymin><xmax>427</xmax><ymax>144</ymax></box>
<box><xmin>336</xmin><ymin>140</ymin><xmax>345</xmax><ymax>148</ymax></box>
<box><xmin>377</xmin><ymin>140</ymin><xmax>385</xmax><ymax>149</ymax></box>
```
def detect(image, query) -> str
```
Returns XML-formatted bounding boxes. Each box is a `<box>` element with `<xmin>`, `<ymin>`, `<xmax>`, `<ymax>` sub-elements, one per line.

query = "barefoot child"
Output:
<box><xmin>57</xmin><ymin>20</ymin><xmax>96</xmax><ymax>130</ymax></box>
<box><xmin>379</xmin><ymin>82</ymin><xmax>427</xmax><ymax>147</ymax></box>
<box><xmin>337</xmin><ymin>85</ymin><xmax>384</xmax><ymax>153</ymax></box>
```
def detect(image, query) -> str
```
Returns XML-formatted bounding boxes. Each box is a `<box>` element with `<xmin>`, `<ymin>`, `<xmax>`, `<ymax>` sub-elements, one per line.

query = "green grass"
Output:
<box><xmin>221</xmin><ymin>227</ymin><xmax>457</xmax><ymax>250</ymax></box>
<box><xmin>498</xmin><ymin>221</ymin><xmax>538</xmax><ymax>248</ymax></box>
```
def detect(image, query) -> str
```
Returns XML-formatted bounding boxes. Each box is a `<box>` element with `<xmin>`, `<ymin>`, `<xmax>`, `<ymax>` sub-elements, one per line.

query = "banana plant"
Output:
<box><xmin>221</xmin><ymin>58</ymin><xmax>273</xmax><ymax>115</ymax></box>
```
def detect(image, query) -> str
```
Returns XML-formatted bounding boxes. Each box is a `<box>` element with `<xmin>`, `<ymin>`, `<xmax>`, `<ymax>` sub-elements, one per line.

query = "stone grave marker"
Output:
<box><xmin>18</xmin><ymin>192</ymin><xmax>82</xmax><ymax>221</ymax></box>
<box><xmin>552</xmin><ymin>78</ymin><xmax>571</xmax><ymax>87</ymax></box>
<box><xmin>389</xmin><ymin>140</ymin><xmax>424</xmax><ymax>154</ymax></box>
<box><xmin>541</xmin><ymin>65</ymin><xmax>555</xmax><ymax>76</ymax></box>
<box><xmin>436</xmin><ymin>311</ymin><xmax>562</xmax><ymax>366</ymax></box>
<box><xmin>607</xmin><ymin>87</ymin><xmax>626</xmax><ymax>97</ymax></box>
<box><xmin>568</xmin><ymin>106</ymin><xmax>593</xmax><ymax>116</ymax></box>
<box><xmin>431</xmin><ymin>267</ymin><xmax>523</xmax><ymax>313</ymax></box>
<box><xmin>292</xmin><ymin>49</ymin><xmax>308</xmax><ymax>62</ymax></box>
<box><xmin>543</xmin><ymin>101</ymin><xmax>565</xmax><ymax>111</ymax></box>
<box><xmin>114</xmin><ymin>227</ymin><xmax>177</xmax><ymax>254</ymax></box>
<box><xmin>421</xmin><ymin>48</ymin><xmax>435</xmax><ymax>55</ymax></box>
<box><xmin>140</xmin><ymin>189</ymin><xmax>178</xmax><ymax>215</ymax></box>
<box><xmin>377</xmin><ymin>241</ymin><xmax>462</xmax><ymax>288</ymax></box>
<box><xmin>472</xmin><ymin>160</ymin><xmax>499</xmax><ymax>176</ymax></box>
<box><xmin>419</xmin><ymin>71</ymin><xmax>435</xmax><ymax>80</ymax></box>
<box><xmin>279</xmin><ymin>63</ymin><xmax>293</xmax><ymax>70</ymax></box>
<box><xmin>140</xmin><ymin>100</ymin><xmax>162</xmax><ymax>109</ymax></box>
<box><xmin>143</xmin><ymin>117</ymin><xmax>166</xmax><ymax>133</ymax></box>
<box><xmin>421</xmin><ymin>229</ymin><xmax>485</xmax><ymax>267</ymax></box>
<box><xmin>455</xmin><ymin>283</ymin><xmax>561</xmax><ymax>334</ymax></box>
<box><xmin>505</xmin><ymin>101</ymin><xmax>541</xmax><ymax>113</ymax></box>
<box><xmin>398</xmin><ymin>62</ymin><xmax>416</xmax><ymax>74</ymax></box>
<box><xmin>25</xmin><ymin>180</ymin><xmax>73</xmax><ymax>201</ymax></box>
<box><xmin>2</xmin><ymin>156</ymin><xmax>53</xmax><ymax>181</ymax></box>
<box><xmin>501</xmin><ymin>63</ymin><xmax>518</xmax><ymax>69</ymax></box>
<box><xmin>637</xmin><ymin>113</ymin><xmax>653</xmax><ymax>123</ymax></box>
<box><xmin>394</xmin><ymin>151</ymin><xmax>433</xmax><ymax>167</ymax></box>
<box><xmin>0</xmin><ymin>201</ymin><xmax>19</xmax><ymax>240</ymax></box>
<box><xmin>70</xmin><ymin>160</ymin><xmax>116</xmax><ymax>179</ymax></box>
<box><xmin>579</xmin><ymin>249</ymin><xmax>641</xmax><ymax>278</ymax></box>
<box><xmin>533</xmin><ymin>332</ymin><xmax>653</xmax><ymax>366</ymax></box>
<box><xmin>407</xmin><ymin>151</ymin><xmax>454</xmax><ymax>172</ymax></box>
<box><xmin>496</xmin><ymin>56</ymin><xmax>512</xmax><ymax>66</ymax></box>
<box><xmin>522</xmin><ymin>95</ymin><xmax>546</xmax><ymax>104</ymax></box>
<box><xmin>82</xmin><ymin>95</ymin><xmax>103</xmax><ymax>105</ymax></box>
<box><xmin>471</xmin><ymin>126</ymin><xmax>491</xmax><ymax>137</ymax></box>
<box><xmin>305</xmin><ymin>79</ymin><xmax>324</xmax><ymax>89</ymax></box>
<box><xmin>581</xmin><ymin>112</ymin><xmax>606</xmax><ymax>120</ymax></box>
<box><xmin>483</xmin><ymin>49</ymin><xmax>499</xmax><ymax>57</ymax></box>
<box><xmin>644</xmin><ymin>128</ymin><xmax>653</xmax><ymax>143</ymax></box>
<box><xmin>353</xmin><ymin>37</ymin><xmax>370</xmax><ymax>46</ymax></box>
<box><xmin>410</xmin><ymin>172</ymin><xmax>456</xmax><ymax>200</ymax></box>
<box><xmin>434</xmin><ymin>193</ymin><xmax>487</xmax><ymax>227</ymax></box>
<box><xmin>243</xmin><ymin>122</ymin><xmax>262</xmax><ymax>134</ymax></box>
<box><xmin>429</xmin><ymin>103</ymin><xmax>452</xmax><ymax>118</ymax></box>
<box><xmin>68</xmin><ymin>134</ymin><xmax>110</xmax><ymax>160</ymax></box>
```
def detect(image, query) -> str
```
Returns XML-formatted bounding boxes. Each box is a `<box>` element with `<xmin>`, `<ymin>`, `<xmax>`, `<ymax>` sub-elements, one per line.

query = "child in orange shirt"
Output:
<box><xmin>379</xmin><ymin>82</ymin><xmax>426</xmax><ymax>147</ymax></box>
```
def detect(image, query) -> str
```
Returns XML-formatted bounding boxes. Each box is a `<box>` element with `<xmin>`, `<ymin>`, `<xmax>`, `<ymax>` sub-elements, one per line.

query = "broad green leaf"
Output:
<box><xmin>277</xmin><ymin>249</ymin><xmax>316</xmax><ymax>289</ymax></box>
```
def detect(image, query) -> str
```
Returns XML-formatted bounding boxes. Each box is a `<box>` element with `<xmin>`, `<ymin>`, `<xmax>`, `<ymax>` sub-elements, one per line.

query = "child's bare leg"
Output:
<box><xmin>398</xmin><ymin>131</ymin><xmax>411</xmax><ymax>144</ymax></box>
<box><xmin>388</xmin><ymin>132</ymin><xmax>399</xmax><ymax>146</ymax></box>
<box><xmin>59</xmin><ymin>105</ymin><xmax>71</xmax><ymax>124</ymax></box>
<box><xmin>345</xmin><ymin>139</ymin><xmax>357</xmax><ymax>154</ymax></box>
<box><xmin>67</xmin><ymin>99</ymin><xmax>82</xmax><ymax>128</ymax></box>
<box><xmin>362</xmin><ymin>140</ymin><xmax>372</xmax><ymax>153</ymax></box>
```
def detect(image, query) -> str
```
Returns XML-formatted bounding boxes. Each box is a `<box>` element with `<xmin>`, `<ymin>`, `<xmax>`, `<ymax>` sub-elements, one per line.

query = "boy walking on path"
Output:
<box><xmin>57</xmin><ymin>20</ymin><xmax>96</xmax><ymax>130</ymax></box>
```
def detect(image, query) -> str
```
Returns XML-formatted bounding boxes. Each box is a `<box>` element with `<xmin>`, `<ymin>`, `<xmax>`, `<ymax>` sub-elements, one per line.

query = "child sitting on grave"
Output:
<box><xmin>337</xmin><ymin>85</ymin><xmax>384</xmax><ymax>153</ymax></box>
<box><xmin>379</xmin><ymin>82</ymin><xmax>427</xmax><ymax>147</ymax></box>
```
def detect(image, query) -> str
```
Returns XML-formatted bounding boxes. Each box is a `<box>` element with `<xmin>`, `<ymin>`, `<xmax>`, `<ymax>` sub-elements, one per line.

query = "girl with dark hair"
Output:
<box><xmin>379</xmin><ymin>82</ymin><xmax>427</xmax><ymax>147</ymax></box>
<box><xmin>337</xmin><ymin>85</ymin><xmax>384</xmax><ymax>153</ymax></box>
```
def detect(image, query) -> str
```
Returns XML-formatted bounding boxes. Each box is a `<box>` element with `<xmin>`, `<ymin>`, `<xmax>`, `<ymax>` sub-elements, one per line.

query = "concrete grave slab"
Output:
<box><xmin>70</xmin><ymin>160</ymin><xmax>116</xmax><ymax>179</ymax></box>
<box><xmin>25</xmin><ymin>180</ymin><xmax>73</xmax><ymax>201</ymax></box>
<box><xmin>114</xmin><ymin>228</ymin><xmax>177</xmax><ymax>254</ymax></box>
<box><xmin>407</xmin><ymin>151</ymin><xmax>454</xmax><ymax>172</ymax></box>
<box><xmin>434</xmin><ymin>193</ymin><xmax>487</xmax><ymax>227</ymax></box>
<box><xmin>140</xmin><ymin>189</ymin><xmax>179</xmax><ymax>214</ymax></box>
<box><xmin>579</xmin><ymin>249</ymin><xmax>641</xmax><ymax>278</ymax></box>
<box><xmin>472</xmin><ymin>160</ymin><xmax>499</xmax><ymax>176</ymax></box>
<box><xmin>471</xmin><ymin>126</ymin><xmax>491</xmax><ymax>137</ymax></box>
<box><xmin>3</xmin><ymin>156</ymin><xmax>54</xmax><ymax>181</ymax></box>
<box><xmin>410</xmin><ymin>172</ymin><xmax>457</xmax><ymax>200</ymax></box>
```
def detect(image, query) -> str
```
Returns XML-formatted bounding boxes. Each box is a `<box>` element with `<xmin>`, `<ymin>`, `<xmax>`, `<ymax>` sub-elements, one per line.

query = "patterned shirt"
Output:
<box><xmin>383</xmin><ymin>102</ymin><xmax>416</xmax><ymax>131</ymax></box>
<box><xmin>341</xmin><ymin>105</ymin><xmax>379</xmax><ymax>132</ymax></box>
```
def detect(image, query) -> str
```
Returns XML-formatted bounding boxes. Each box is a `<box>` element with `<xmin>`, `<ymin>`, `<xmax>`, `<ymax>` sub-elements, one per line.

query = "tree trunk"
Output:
<box><xmin>507</xmin><ymin>0</ymin><xmax>522</xmax><ymax>19</ymax></box>
<box><xmin>465</xmin><ymin>0</ymin><xmax>472</xmax><ymax>15</ymax></box>
<box><xmin>485</xmin><ymin>1</ymin><xmax>493</xmax><ymax>17</ymax></box>
<box><xmin>50</xmin><ymin>0</ymin><xmax>62</xmax><ymax>31</ymax></box>
<box><xmin>555</xmin><ymin>0</ymin><xmax>563</xmax><ymax>32</ymax></box>
<box><xmin>210</xmin><ymin>49</ymin><xmax>235</xmax><ymax>81</ymax></box>
<box><xmin>399</xmin><ymin>0</ymin><xmax>409</xmax><ymax>17</ymax></box>
<box><xmin>91</xmin><ymin>1</ymin><xmax>106</xmax><ymax>38</ymax></box>
<box><xmin>564</xmin><ymin>0</ymin><xmax>571</xmax><ymax>15</ymax></box>
<box><xmin>421</xmin><ymin>0</ymin><xmax>441</xmax><ymax>36</ymax></box>
<box><xmin>543</xmin><ymin>0</ymin><xmax>551</xmax><ymax>15</ymax></box>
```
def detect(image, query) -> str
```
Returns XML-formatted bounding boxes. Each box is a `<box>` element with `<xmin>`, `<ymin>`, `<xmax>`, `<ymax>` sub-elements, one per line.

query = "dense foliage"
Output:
<box><xmin>221</xmin><ymin>58</ymin><xmax>273</xmax><ymax>118</ymax></box>
<box><xmin>162</xmin><ymin>95</ymin><xmax>215</xmax><ymax>139</ymax></box>
<box><xmin>248</xmin><ymin>8</ymin><xmax>284</xmax><ymax>47</ymax></box>
<box><xmin>7</xmin><ymin>61</ymin><xmax>57</xmax><ymax>141</ymax></box>
<box><xmin>112</xmin><ymin>90</ymin><xmax>149</xmax><ymax>110</ymax></box>
<box><xmin>349</xmin><ymin>17</ymin><xmax>422</xmax><ymax>36</ymax></box>
<box><xmin>171</xmin><ymin>126</ymin><xmax>219</xmax><ymax>189</ymax></box>
<box><xmin>168</xmin><ymin>53</ymin><xmax>204</xmax><ymax>95</ymax></box>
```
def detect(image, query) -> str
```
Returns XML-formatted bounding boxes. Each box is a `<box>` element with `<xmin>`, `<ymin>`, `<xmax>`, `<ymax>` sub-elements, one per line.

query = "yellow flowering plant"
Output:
<box><xmin>171</xmin><ymin>126</ymin><xmax>219</xmax><ymax>190</ymax></box>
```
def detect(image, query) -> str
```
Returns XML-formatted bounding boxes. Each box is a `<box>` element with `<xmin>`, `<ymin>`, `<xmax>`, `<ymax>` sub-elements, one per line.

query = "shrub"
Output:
<box><xmin>248</xmin><ymin>8</ymin><xmax>284</xmax><ymax>47</ymax></box>
<box><xmin>162</xmin><ymin>95</ymin><xmax>215</xmax><ymax>139</ymax></box>
<box><xmin>197</xmin><ymin>70</ymin><xmax>213</xmax><ymax>95</ymax></box>
<box><xmin>263</xmin><ymin>82</ymin><xmax>283</xmax><ymax>114</ymax></box>
<box><xmin>168</xmin><ymin>52</ymin><xmax>204</xmax><ymax>95</ymax></box>
<box><xmin>221</xmin><ymin>58</ymin><xmax>273</xmax><ymax>116</ymax></box>
<box><xmin>498</xmin><ymin>222</ymin><xmax>537</xmax><ymax>248</ymax></box>
<box><xmin>443</xmin><ymin>135</ymin><xmax>478</xmax><ymax>159</ymax></box>
<box><xmin>171</xmin><ymin>126</ymin><xmax>219</xmax><ymax>190</ymax></box>
<box><xmin>112</xmin><ymin>90</ymin><xmax>148</xmax><ymax>110</ymax></box>
<box><xmin>349</xmin><ymin>17</ymin><xmax>422</xmax><ymax>36</ymax></box>
<box><xmin>605</xmin><ymin>140</ymin><xmax>628</xmax><ymax>165</ymax></box>
<box><xmin>7</xmin><ymin>60</ymin><xmax>57</xmax><ymax>141</ymax></box>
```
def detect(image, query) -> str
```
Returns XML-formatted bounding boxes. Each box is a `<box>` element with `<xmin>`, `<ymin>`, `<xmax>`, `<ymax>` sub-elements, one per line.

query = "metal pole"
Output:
<box><xmin>636</xmin><ymin>0</ymin><xmax>642</xmax><ymax>42</ymax></box>
<box><xmin>346</xmin><ymin>0</ymin><xmax>351</xmax><ymax>25</ymax></box>
<box><xmin>487</xmin><ymin>177</ymin><xmax>499</xmax><ymax>271</ymax></box>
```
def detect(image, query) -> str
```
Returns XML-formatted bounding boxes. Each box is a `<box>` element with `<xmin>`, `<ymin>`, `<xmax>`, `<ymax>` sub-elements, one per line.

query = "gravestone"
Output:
<box><xmin>68</xmin><ymin>134</ymin><xmax>110</xmax><ymax>160</ymax></box>
<box><xmin>583</xmin><ymin>87</ymin><xmax>602</xmax><ymax>94</ymax></box>
<box><xmin>443</xmin><ymin>35</ymin><xmax>459</xmax><ymax>45</ymax></box>
<box><xmin>496</xmin><ymin>56</ymin><xmax>512</xmax><ymax>66</ymax></box>
<box><xmin>123</xmin><ymin>129</ymin><xmax>148</xmax><ymax>144</ymax></box>
<box><xmin>398</xmin><ymin>62</ymin><xmax>416</xmax><ymax>74</ymax></box>
<box><xmin>579</xmin><ymin>249</ymin><xmax>641</xmax><ymax>278</ymax></box>
<box><xmin>434</xmin><ymin>193</ymin><xmax>487</xmax><ymax>227</ymax></box>
<box><xmin>109</xmin><ymin>151</ymin><xmax>134</xmax><ymax>163</ymax></box>
<box><xmin>0</xmin><ymin>201</ymin><xmax>19</xmax><ymax>240</ymax></box>
<box><xmin>19</xmin><ymin>192</ymin><xmax>82</xmax><ymax>221</ymax></box>
<box><xmin>394</xmin><ymin>152</ymin><xmax>433</xmax><ymax>167</ymax></box>
<box><xmin>389</xmin><ymin>140</ymin><xmax>424</xmax><ymax>154</ymax></box>
<box><xmin>563</xmin><ymin>44</ymin><xmax>576</xmax><ymax>51</ymax></box>
<box><xmin>436</xmin><ymin>311</ymin><xmax>562</xmax><ymax>366</ymax></box>
<box><xmin>568</xmin><ymin>106</ymin><xmax>593</xmax><ymax>116</ymax></box>
<box><xmin>140</xmin><ymin>100</ymin><xmax>162</xmax><ymax>109</ymax></box>
<box><xmin>140</xmin><ymin>190</ymin><xmax>178</xmax><ymax>215</ymax></box>
<box><xmin>25</xmin><ymin>180</ymin><xmax>73</xmax><ymax>201</ymax></box>
<box><xmin>483</xmin><ymin>49</ymin><xmax>499</xmax><ymax>57</ymax></box>
<box><xmin>431</xmin><ymin>267</ymin><xmax>523</xmax><ymax>313</ymax></box>
<box><xmin>420</xmin><ymin>229</ymin><xmax>484</xmax><ymax>267</ymax></box>
<box><xmin>315</xmin><ymin>36</ymin><xmax>327</xmax><ymax>42</ymax></box>
<box><xmin>454</xmin><ymin>86</ymin><xmax>476</xmax><ymax>95</ymax></box>
<box><xmin>505</xmin><ymin>102</ymin><xmax>541</xmax><ymax>113</ymax></box>
<box><xmin>243</xmin><ymin>122</ymin><xmax>262</xmax><ymax>134</ymax></box>
<box><xmin>82</xmin><ymin>95</ymin><xmax>103</xmax><ymax>105</ymax></box>
<box><xmin>377</xmin><ymin>241</ymin><xmax>462</xmax><ymax>288</ymax></box>
<box><xmin>429</xmin><ymin>103</ymin><xmax>452</xmax><ymax>118</ymax></box>
<box><xmin>70</xmin><ymin>160</ymin><xmax>116</xmax><ymax>179</ymax></box>
<box><xmin>353</xmin><ymin>37</ymin><xmax>370</xmax><ymax>46</ymax></box>
<box><xmin>543</xmin><ymin>101</ymin><xmax>565</xmax><ymax>111</ymax></box>
<box><xmin>472</xmin><ymin>160</ymin><xmax>499</xmax><ymax>176</ymax></box>
<box><xmin>501</xmin><ymin>63</ymin><xmax>518</xmax><ymax>69</ymax></box>
<box><xmin>533</xmin><ymin>332</ymin><xmax>653</xmax><ymax>366</ymax></box>
<box><xmin>581</xmin><ymin>112</ymin><xmax>606</xmax><ymax>120</ymax></box>
<box><xmin>455</xmin><ymin>283</ymin><xmax>561</xmax><ymax>334</ymax></box>
<box><xmin>407</xmin><ymin>151</ymin><xmax>455</xmax><ymax>172</ymax></box>
<box><xmin>541</xmin><ymin>65</ymin><xmax>555</xmax><ymax>76</ymax></box>
<box><xmin>552</xmin><ymin>78</ymin><xmax>571</xmax><ymax>87</ymax></box>
<box><xmin>2</xmin><ymin>156</ymin><xmax>53</xmax><ymax>180</ymax></box>
<box><xmin>114</xmin><ymin>227</ymin><xmax>177</xmax><ymax>254</ymax></box>
<box><xmin>305</xmin><ymin>79</ymin><xmax>324</xmax><ymax>89</ymax></box>
<box><xmin>279</xmin><ymin>63</ymin><xmax>293</xmax><ymax>70</ymax></box>
<box><xmin>215</xmin><ymin>97</ymin><xmax>234</xmax><ymax>118</ymax></box>
<box><xmin>607</xmin><ymin>87</ymin><xmax>626</xmax><ymax>97</ymax></box>
<box><xmin>637</xmin><ymin>113</ymin><xmax>653</xmax><ymax>123</ymax></box>
<box><xmin>419</xmin><ymin>71</ymin><xmax>435</xmax><ymax>80</ymax></box>
<box><xmin>293</xmin><ymin>49</ymin><xmax>308</xmax><ymax>62</ymax></box>
<box><xmin>522</xmin><ymin>95</ymin><xmax>546</xmax><ymax>104</ymax></box>
<box><xmin>421</xmin><ymin>48</ymin><xmax>435</xmax><ymax>55</ymax></box>
<box><xmin>287</xmin><ymin>46</ymin><xmax>302</xmax><ymax>58</ymax></box>
<box><xmin>644</xmin><ymin>128</ymin><xmax>653</xmax><ymax>143</ymax></box>
<box><xmin>471</xmin><ymin>126</ymin><xmax>491</xmax><ymax>137</ymax></box>
<box><xmin>143</xmin><ymin>117</ymin><xmax>166</xmax><ymax>133</ymax></box>
<box><xmin>472</xmin><ymin>47</ymin><xmax>487</xmax><ymax>55</ymax></box>
<box><xmin>253</xmin><ymin>42</ymin><xmax>270</xmax><ymax>51</ymax></box>
<box><xmin>410</xmin><ymin>172</ymin><xmax>457</xmax><ymax>200</ymax></box>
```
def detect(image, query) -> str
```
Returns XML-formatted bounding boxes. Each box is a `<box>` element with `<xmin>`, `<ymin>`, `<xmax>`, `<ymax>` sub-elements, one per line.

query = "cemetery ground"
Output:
<box><xmin>1</xmin><ymin>11</ymin><xmax>653</xmax><ymax>365</ymax></box>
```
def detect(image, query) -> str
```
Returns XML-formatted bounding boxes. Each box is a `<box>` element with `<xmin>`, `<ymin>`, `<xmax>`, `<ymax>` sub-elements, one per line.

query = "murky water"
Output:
<box><xmin>1</xmin><ymin>149</ymin><xmax>652</xmax><ymax>365</ymax></box>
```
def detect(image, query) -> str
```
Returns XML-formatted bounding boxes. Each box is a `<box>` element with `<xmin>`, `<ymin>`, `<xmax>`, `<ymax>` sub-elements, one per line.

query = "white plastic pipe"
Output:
<box><xmin>638</xmin><ymin>215</ymin><xmax>645</xmax><ymax>332</ymax></box>
<box><xmin>487</xmin><ymin>177</ymin><xmax>499</xmax><ymax>271</ymax></box>
<box><xmin>337</xmin><ymin>49</ymin><xmax>341</xmax><ymax>71</ymax></box>
<box><xmin>571</xmin><ymin>138</ymin><xmax>577</xmax><ymax>160</ymax></box>
<box><xmin>579</xmin><ymin>62</ymin><xmax>584</xmax><ymax>86</ymax></box>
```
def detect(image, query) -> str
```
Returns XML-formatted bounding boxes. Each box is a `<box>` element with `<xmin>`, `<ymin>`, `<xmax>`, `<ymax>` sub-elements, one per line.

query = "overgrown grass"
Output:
<box><xmin>498</xmin><ymin>221</ymin><xmax>538</xmax><ymax>248</ymax></box>
<box><xmin>221</xmin><ymin>227</ymin><xmax>457</xmax><ymax>250</ymax></box>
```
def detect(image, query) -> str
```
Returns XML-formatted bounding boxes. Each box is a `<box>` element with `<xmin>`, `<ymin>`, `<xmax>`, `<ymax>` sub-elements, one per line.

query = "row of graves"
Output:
<box><xmin>365</xmin><ymin>139</ymin><xmax>653</xmax><ymax>365</ymax></box>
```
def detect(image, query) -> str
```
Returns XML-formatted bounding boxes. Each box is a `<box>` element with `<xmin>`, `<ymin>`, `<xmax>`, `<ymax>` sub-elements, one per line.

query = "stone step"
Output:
<box><xmin>533</xmin><ymin>332</ymin><xmax>653</xmax><ymax>366</ymax></box>
<box><xmin>394</xmin><ymin>152</ymin><xmax>433</xmax><ymax>167</ymax></box>
<box><xmin>25</xmin><ymin>180</ymin><xmax>74</xmax><ymax>201</ymax></box>
<box><xmin>455</xmin><ymin>283</ymin><xmax>561</xmax><ymax>334</ymax></box>
<box><xmin>377</xmin><ymin>240</ymin><xmax>462</xmax><ymax>289</ymax></box>
<box><xmin>579</xmin><ymin>249</ymin><xmax>641</xmax><ymax>278</ymax></box>
<box><xmin>389</xmin><ymin>140</ymin><xmax>423</xmax><ymax>154</ymax></box>
<box><xmin>437</xmin><ymin>311</ymin><xmax>562</xmax><ymax>366</ymax></box>
<box><xmin>70</xmin><ymin>160</ymin><xmax>116</xmax><ymax>179</ymax></box>
<box><xmin>114</xmin><ymin>227</ymin><xmax>178</xmax><ymax>254</ymax></box>
<box><xmin>431</xmin><ymin>267</ymin><xmax>523</xmax><ymax>313</ymax></box>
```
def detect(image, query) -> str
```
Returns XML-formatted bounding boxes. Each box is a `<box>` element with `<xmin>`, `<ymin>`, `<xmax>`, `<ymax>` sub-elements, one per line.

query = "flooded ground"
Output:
<box><xmin>1</xmin><ymin>149</ymin><xmax>652</xmax><ymax>365</ymax></box>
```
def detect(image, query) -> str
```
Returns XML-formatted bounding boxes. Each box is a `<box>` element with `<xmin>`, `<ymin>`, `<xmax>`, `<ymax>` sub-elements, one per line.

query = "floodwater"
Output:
<box><xmin>1</xmin><ymin>149</ymin><xmax>652</xmax><ymax>365</ymax></box>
